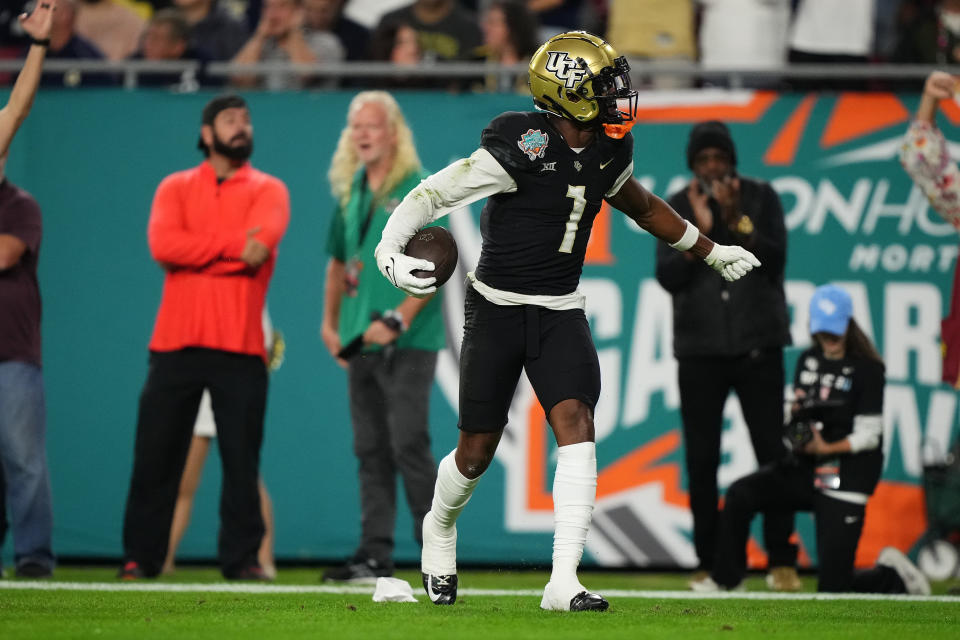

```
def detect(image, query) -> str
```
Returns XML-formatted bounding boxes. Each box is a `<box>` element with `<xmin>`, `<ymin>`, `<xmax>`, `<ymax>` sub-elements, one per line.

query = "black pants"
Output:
<box><xmin>348</xmin><ymin>349</ymin><xmax>438</xmax><ymax>567</ymax></box>
<box><xmin>678</xmin><ymin>348</ymin><xmax>794</xmax><ymax>570</ymax></box>
<box><xmin>458</xmin><ymin>286</ymin><xmax>601</xmax><ymax>432</ymax></box>
<box><xmin>713</xmin><ymin>460</ymin><xmax>904</xmax><ymax>593</ymax></box>
<box><xmin>121</xmin><ymin>348</ymin><xmax>267</xmax><ymax>577</ymax></box>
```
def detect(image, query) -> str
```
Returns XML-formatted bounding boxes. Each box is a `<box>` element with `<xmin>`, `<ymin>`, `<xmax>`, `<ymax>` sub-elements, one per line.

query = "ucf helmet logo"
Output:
<box><xmin>544</xmin><ymin>51</ymin><xmax>588</xmax><ymax>89</ymax></box>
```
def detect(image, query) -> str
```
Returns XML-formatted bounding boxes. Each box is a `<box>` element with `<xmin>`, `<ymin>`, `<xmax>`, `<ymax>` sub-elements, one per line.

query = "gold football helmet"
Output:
<box><xmin>528</xmin><ymin>31</ymin><xmax>638</xmax><ymax>137</ymax></box>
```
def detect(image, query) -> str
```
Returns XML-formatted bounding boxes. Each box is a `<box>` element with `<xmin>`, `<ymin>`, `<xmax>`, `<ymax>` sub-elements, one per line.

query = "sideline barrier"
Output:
<box><xmin>1</xmin><ymin>89</ymin><xmax>956</xmax><ymax>569</ymax></box>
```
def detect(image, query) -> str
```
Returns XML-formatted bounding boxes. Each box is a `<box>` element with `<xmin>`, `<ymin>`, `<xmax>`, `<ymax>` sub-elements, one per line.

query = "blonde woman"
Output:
<box><xmin>320</xmin><ymin>91</ymin><xmax>445</xmax><ymax>582</ymax></box>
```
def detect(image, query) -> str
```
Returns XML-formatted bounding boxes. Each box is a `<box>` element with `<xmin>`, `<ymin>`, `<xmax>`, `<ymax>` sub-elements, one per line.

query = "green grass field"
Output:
<box><xmin>2</xmin><ymin>567</ymin><xmax>959</xmax><ymax>639</ymax></box>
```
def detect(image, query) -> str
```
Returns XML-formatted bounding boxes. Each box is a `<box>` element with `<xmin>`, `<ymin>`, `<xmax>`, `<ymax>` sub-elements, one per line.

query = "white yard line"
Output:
<box><xmin>0</xmin><ymin>580</ymin><xmax>958</xmax><ymax>603</ymax></box>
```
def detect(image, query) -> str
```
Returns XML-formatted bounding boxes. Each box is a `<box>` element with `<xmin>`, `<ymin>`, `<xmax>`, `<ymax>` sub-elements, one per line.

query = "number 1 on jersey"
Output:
<box><xmin>559</xmin><ymin>185</ymin><xmax>586</xmax><ymax>253</ymax></box>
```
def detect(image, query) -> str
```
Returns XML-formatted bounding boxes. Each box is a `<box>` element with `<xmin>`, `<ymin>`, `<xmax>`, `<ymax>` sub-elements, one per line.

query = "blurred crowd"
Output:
<box><xmin>0</xmin><ymin>0</ymin><xmax>953</xmax><ymax>89</ymax></box>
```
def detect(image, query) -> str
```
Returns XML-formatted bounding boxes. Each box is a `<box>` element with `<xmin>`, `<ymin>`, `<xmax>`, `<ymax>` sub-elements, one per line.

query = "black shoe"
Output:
<box><xmin>422</xmin><ymin>572</ymin><xmax>457</xmax><ymax>605</ymax></box>
<box><xmin>569</xmin><ymin>591</ymin><xmax>609</xmax><ymax>612</ymax></box>
<box><xmin>15</xmin><ymin>562</ymin><xmax>53</xmax><ymax>579</ymax></box>
<box><xmin>322</xmin><ymin>557</ymin><xmax>392</xmax><ymax>584</ymax></box>
<box><xmin>117</xmin><ymin>560</ymin><xmax>145</xmax><ymax>580</ymax></box>
<box><xmin>227</xmin><ymin>564</ymin><xmax>271</xmax><ymax>581</ymax></box>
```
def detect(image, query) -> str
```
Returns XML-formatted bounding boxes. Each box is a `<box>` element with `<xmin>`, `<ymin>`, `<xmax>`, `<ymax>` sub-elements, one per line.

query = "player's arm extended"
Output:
<box><xmin>375</xmin><ymin>147</ymin><xmax>516</xmax><ymax>295</ymax></box>
<box><xmin>607</xmin><ymin>176</ymin><xmax>760</xmax><ymax>282</ymax></box>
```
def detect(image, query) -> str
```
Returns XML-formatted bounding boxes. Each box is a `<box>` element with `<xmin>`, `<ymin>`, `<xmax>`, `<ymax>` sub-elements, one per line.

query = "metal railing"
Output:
<box><xmin>0</xmin><ymin>59</ymin><xmax>954</xmax><ymax>90</ymax></box>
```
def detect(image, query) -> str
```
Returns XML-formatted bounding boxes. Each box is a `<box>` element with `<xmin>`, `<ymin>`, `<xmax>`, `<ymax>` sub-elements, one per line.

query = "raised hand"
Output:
<box><xmin>19</xmin><ymin>0</ymin><xmax>56</xmax><ymax>42</ymax></box>
<box><xmin>924</xmin><ymin>71</ymin><xmax>957</xmax><ymax>101</ymax></box>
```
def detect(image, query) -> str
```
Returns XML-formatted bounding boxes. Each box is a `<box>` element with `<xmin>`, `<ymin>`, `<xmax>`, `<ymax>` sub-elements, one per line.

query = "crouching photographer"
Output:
<box><xmin>702</xmin><ymin>284</ymin><xmax>930</xmax><ymax>594</ymax></box>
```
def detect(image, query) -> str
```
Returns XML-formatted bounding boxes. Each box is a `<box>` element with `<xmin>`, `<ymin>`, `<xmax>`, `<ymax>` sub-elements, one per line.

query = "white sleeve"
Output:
<box><xmin>605</xmin><ymin>161</ymin><xmax>634</xmax><ymax>198</ymax></box>
<box><xmin>376</xmin><ymin>147</ymin><xmax>516</xmax><ymax>256</ymax></box>
<box><xmin>847</xmin><ymin>414</ymin><xmax>883</xmax><ymax>453</ymax></box>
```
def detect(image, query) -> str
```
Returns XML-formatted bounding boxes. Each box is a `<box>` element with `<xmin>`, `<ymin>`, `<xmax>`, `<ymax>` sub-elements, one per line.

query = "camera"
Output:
<box><xmin>784</xmin><ymin>397</ymin><xmax>844</xmax><ymax>454</ymax></box>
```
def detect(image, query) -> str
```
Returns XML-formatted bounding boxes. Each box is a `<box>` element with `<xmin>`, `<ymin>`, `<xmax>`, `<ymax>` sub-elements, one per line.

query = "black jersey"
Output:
<box><xmin>475</xmin><ymin>111</ymin><xmax>634</xmax><ymax>296</ymax></box>
<box><xmin>794</xmin><ymin>347</ymin><xmax>885</xmax><ymax>495</ymax></box>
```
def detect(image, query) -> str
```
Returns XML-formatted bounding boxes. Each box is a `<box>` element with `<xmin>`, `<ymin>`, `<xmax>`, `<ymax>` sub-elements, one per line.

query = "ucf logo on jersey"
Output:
<box><xmin>544</xmin><ymin>51</ymin><xmax>588</xmax><ymax>89</ymax></box>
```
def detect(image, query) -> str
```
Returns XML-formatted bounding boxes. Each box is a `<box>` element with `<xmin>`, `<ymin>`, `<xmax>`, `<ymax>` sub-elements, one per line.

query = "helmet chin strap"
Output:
<box><xmin>536</xmin><ymin>98</ymin><xmax>602</xmax><ymax>131</ymax></box>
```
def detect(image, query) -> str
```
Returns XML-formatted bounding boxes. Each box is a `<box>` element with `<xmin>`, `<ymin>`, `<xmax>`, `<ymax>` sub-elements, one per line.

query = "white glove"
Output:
<box><xmin>704</xmin><ymin>243</ymin><xmax>761</xmax><ymax>282</ymax></box>
<box><xmin>376</xmin><ymin>249</ymin><xmax>437</xmax><ymax>297</ymax></box>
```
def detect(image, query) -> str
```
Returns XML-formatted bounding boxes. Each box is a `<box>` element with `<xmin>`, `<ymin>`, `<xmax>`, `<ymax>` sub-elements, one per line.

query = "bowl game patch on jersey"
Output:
<box><xmin>517</xmin><ymin>129</ymin><xmax>549</xmax><ymax>161</ymax></box>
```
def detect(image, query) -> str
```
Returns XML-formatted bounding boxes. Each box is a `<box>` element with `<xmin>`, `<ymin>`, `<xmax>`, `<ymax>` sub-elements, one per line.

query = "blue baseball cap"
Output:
<box><xmin>809</xmin><ymin>284</ymin><xmax>853</xmax><ymax>336</ymax></box>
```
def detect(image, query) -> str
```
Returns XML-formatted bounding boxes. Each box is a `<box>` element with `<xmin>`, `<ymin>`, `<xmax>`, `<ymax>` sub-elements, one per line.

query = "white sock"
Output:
<box><xmin>422</xmin><ymin>450</ymin><xmax>482</xmax><ymax>576</ymax></box>
<box><xmin>548</xmin><ymin>441</ymin><xmax>597</xmax><ymax>588</ymax></box>
<box><xmin>430</xmin><ymin>450</ymin><xmax>482</xmax><ymax>533</ymax></box>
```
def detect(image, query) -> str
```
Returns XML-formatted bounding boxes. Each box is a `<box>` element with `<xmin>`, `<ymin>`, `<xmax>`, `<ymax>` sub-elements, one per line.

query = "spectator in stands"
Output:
<box><xmin>231</xmin><ymin>0</ymin><xmax>344</xmax><ymax>90</ymax></box>
<box><xmin>697</xmin><ymin>0</ymin><xmax>791</xmax><ymax>87</ymax></box>
<box><xmin>303</xmin><ymin>0</ymin><xmax>368</xmax><ymax>61</ymax></box>
<box><xmin>895</xmin><ymin>0</ymin><xmax>960</xmax><ymax>65</ymax></box>
<box><xmin>369</xmin><ymin>20</ymin><xmax>435</xmax><ymax>88</ymax></box>
<box><xmin>341</xmin><ymin>0</ymin><xmax>408</xmax><ymax>31</ymax></box>
<box><xmin>44</xmin><ymin>0</ymin><xmax>117</xmax><ymax>87</ymax></box>
<box><xmin>528</xmin><ymin>0</ymin><xmax>584</xmax><ymax>39</ymax></box>
<box><xmin>606</xmin><ymin>0</ymin><xmax>695</xmax><ymax>89</ymax></box>
<box><xmin>174</xmin><ymin>0</ymin><xmax>248</xmax><ymax>61</ymax></box>
<box><xmin>1</xmin><ymin>0</ymin><xmax>33</xmax><ymax>52</ymax></box>
<box><xmin>0</xmin><ymin>0</ymin><xmax>56</xmax><ymax>581</ymax></box>
<box><xmin>387</xmin><ymin>22</ymin><xmax>421</xmax><ymax>65</ymax></box>
<box><xmin>75</xmin><ymin>0</ymin><xmax>145</xmax><ymax>61</ymax></box>
<box><xmin>475</xmin><ymin>0</ymin><xmax>538</xmax><ymax>92</ymax></box>
<box><xmin>788</xmin><ymin>0</ymin><xmax>876</xmax><ymax>90</ymax></box>
<box><xmin>129</xmin><ymin>8</ymin><xmax>206</xmax><ymax>89</ymax></box>
<box><xmin>373</xmin><ymin>0</ymin><xmax>482</xmax><ymax>62</ymax></box>
<box><xmin>875</xmin><ymin>0</ymin><xmax>904</xmax><ymax>61</ymax></box>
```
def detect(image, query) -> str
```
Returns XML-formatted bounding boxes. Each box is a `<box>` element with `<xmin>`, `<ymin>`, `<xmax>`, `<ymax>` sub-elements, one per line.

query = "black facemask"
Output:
<box><xmin>212</xmin><ymin>131</ymin><xmax>253</xmax><ymax>161</ymax></box>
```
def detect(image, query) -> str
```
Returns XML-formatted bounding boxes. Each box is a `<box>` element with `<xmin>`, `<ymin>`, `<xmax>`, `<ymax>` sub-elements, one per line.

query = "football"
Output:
<box><xmin>404</xmin><ymin>226</ymin><xmax>459</xmax><ymax>287</ymax></box>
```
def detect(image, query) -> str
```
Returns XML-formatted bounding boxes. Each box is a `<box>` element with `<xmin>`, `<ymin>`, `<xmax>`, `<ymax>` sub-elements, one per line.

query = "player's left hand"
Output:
<box><xmin>20</xmin><ymin>0</ymin><xmax>56</xmax><ymax>41</ymax></box>
<box><xmin>704</xmin><ymin>243</ymin><xmax>760</xmax><ymax>281</ymax></box>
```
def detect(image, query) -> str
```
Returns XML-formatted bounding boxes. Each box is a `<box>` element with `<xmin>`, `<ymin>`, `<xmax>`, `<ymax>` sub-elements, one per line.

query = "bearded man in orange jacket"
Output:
<box><xmin>119</xmin><ymin>95</ymin><xmax>290</xmax><ymax>580</ymax></box>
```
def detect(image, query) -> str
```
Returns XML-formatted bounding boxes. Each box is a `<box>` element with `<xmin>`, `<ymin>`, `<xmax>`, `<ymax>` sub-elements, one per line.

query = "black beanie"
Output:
<box><xmin>686</xmin><ymin>120</ymin><xmax>737</xmax><ymax>169</ymax></box>
<box><xmin>197</xmin><ymin>94</ymin><xmax>248</xmax><ymax>152</ymax></box>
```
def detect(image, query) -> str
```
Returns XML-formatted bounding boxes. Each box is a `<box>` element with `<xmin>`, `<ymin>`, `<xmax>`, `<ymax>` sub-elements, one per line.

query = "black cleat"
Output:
<box><xmin>422</xmin><ymin>572</ymin><xmax>458</xmax><ymax>605</ymax></box>
<box><xmin>569</xmin><ymin>591</ymin><xmax>609</xmax><ymax>612</ymax></box>
<box><xmin>322</xmin><ymin>557</ymin><xmax>392</xmax><ymax>584</ymax></box>
<box><xmin>15</xmin><ymin>562</ymin><xmax>53</xmax><ymax>579</ymax></box>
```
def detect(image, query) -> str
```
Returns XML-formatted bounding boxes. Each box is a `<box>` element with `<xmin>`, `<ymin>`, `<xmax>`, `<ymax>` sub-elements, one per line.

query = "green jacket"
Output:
<box><xmin>325</xmin><ymin>168</ymin><xmax>445</xmax><ymax>352</ymax></box>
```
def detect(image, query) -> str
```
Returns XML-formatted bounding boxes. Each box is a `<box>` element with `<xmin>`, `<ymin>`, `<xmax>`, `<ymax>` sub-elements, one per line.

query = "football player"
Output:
<box><xmin>374</xmin><ymin>31</ymin><xmax>760</xmax><ymax>611</ymax></box>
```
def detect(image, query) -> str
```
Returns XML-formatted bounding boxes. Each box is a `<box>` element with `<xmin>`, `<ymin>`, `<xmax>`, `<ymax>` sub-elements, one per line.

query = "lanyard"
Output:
<box><xmin>357</xmin><ymin>173</ymin><xmax>380</xmax><ymax>248</ymax></box>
